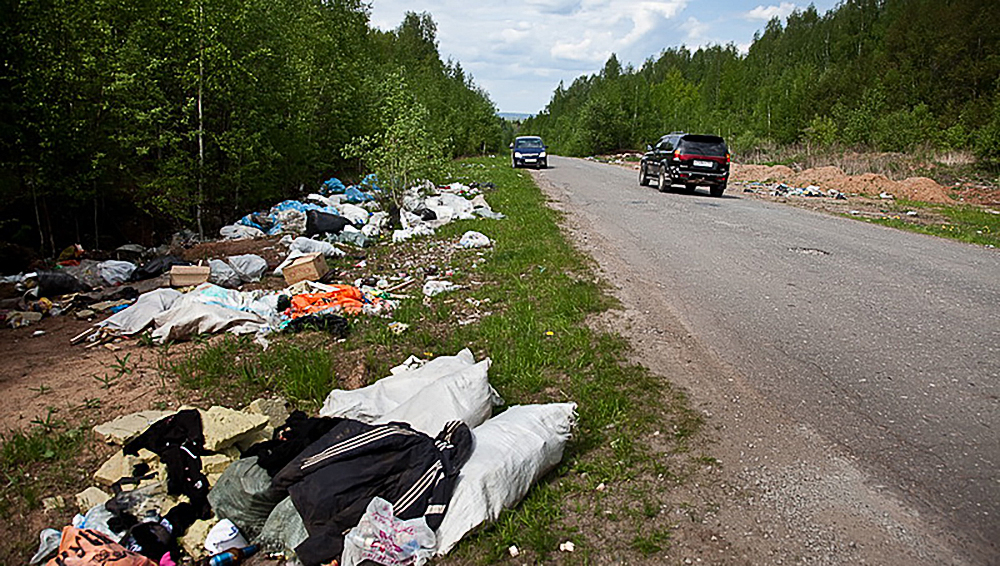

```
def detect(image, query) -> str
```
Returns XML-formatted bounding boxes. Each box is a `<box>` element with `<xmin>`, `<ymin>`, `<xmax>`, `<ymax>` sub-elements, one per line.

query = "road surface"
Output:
<box><xmin>535</xmin><ymin>156</ymin><xmax>999</xmax><ymax>564</ymax></box>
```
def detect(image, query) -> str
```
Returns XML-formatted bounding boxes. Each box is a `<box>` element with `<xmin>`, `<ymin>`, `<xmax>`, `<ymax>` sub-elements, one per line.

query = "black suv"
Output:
<box><xmin>639</xmin><ymin>133</ymin><xmax>730</xmax><ymax>197</ymax></box>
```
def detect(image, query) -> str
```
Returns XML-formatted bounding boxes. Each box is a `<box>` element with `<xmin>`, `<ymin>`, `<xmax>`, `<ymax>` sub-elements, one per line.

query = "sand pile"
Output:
<box><xmin>731</xmin><ymin>164</ymin><xmax>952</xmax><ymax>204</ymax></box>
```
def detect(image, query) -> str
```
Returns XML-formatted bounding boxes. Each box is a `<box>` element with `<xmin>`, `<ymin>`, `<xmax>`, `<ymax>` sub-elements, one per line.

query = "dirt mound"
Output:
<box><xmin>732</xmin><ymin>163</ymin><xmax>953</xmax><ymax>204</ymax></box>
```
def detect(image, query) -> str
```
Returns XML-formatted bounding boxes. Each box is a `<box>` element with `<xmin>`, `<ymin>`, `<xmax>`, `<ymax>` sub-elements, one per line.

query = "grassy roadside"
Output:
<box><xmin>0</xmin><ymin>155</ymin><xmax>709</xmax><ymax>564</ymax></box>
<box><xmin>844</xmin><ymin>198</ymin><xmax>1000</xmax><ymax>248</ymax></box>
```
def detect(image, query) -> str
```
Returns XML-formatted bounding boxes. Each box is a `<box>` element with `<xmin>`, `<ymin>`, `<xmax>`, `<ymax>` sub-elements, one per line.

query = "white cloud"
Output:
<box><xmin>744</xmin><ymin>2</ymin><xmax>797</xmax><ymax>21</ymax></box>
<box><xmin>682</xmin><ymin>16</ymin><xmax>709</xmax><ymax>45</ymax></box>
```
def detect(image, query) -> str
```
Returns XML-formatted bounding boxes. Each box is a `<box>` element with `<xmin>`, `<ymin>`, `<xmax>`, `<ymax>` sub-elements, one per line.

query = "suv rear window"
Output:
<box><xmin>678</xmin><ymin>135</ymin><xmax>727</xmax><ymax>157</ymax></box>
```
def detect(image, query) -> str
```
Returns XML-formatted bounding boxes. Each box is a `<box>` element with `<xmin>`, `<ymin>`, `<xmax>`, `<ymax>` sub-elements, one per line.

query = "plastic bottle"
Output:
<box><xmin>202</xmin><ymin>545</ymin><xmax>259</xmax><ymax>566</ymax></box>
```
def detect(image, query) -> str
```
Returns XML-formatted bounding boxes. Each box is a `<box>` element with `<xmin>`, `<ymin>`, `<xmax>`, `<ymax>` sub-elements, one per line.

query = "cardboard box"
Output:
<box><xmin>170</xmin><ymin>265</ymin><xmax>211</xmax><ymax>287</ymax></box>
<box><xmin>283</xmin><ymin>253</ymin><xmax>328</xmax><ymax>285</ymax></box>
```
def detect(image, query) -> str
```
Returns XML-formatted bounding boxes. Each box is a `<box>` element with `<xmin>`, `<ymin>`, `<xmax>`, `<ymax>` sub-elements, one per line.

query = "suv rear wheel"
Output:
<box><xmin>657</xmin><ymin>168</ymin><xmax>669</xmax><ymax>193</ymax></box>
<box><xmin>639</xmin><ymin>165</ymin><xmax>650</xmax><ymax>186</ymax></box>
<box><xmin>710</xmin><ymin>182</ymin><xmax>726</xmax><ymax>197</ymax></box>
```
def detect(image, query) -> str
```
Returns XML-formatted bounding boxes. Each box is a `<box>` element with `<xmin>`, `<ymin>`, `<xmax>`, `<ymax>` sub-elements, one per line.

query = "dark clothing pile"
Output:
<box><xmin>271</xmin><ymin>419</ymin><xmax>472</xmax><ymax>566</ymax></box>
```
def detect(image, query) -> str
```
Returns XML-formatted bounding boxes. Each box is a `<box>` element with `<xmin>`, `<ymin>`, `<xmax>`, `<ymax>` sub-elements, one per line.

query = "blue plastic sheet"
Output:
<box><xmin>322</xmin><ymin>177</ymin><xmax>347</xmax><ymax>194</ymax></box>
<box><xmin>344</xmin><ymin>186</ymin><xmax>376</xmax><ymax>203</ymax></box>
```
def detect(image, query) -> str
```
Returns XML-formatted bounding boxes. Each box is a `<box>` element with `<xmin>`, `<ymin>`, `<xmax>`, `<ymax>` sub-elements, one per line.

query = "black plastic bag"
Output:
<box><xmin>131</xmin><ymin>256</ymin><xmax>191</xmax><ymax>281</ymax></box>
<box><xmin>305</xmin><ymin>210</ymin><xmax>351</xmax><ymax>236</ymax></box>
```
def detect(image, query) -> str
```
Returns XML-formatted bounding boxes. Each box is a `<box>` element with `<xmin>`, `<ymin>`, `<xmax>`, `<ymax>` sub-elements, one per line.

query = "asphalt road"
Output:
<box><xmin>539</xmin><ymin>156</ymin><xmax>1000</xmax><ymax>559</ymax></box>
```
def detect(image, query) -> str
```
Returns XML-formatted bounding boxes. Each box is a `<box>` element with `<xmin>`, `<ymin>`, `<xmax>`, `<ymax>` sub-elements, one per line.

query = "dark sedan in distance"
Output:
<box><xmin>510</xmin><ymin>136</ymin><xmax>548</xmax><ymax>169</ymax></box>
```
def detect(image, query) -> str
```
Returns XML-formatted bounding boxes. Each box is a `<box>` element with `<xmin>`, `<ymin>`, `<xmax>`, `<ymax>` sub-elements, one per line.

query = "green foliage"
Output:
<box><xmin>524</xmin><ymin>0</ymin><xmax>1000</xmax><ymax>158</ymax></box>
<box><xmin>343</xmin><ymin>70</ymin><xmax>446</xmax><ymax>204</ymax></box>
<box><xmin>1</xmin><ymin>3</ymin><xmax>502</xmax><ymax>255</ymax></box>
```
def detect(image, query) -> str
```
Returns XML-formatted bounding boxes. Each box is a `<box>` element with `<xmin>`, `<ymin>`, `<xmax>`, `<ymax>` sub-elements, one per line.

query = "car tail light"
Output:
<box><xmin>726</xmin><ymin>153</ymin><xmax>731</xmax><ymax>164</ymax></box>
<box><xmin>673</xmin><ymin>150</ymin><xmax>680</xmax><ymax>160</ymax></box>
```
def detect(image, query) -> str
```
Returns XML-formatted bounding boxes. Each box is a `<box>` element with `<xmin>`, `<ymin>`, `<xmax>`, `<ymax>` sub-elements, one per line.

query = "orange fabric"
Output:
<box><xmin>46</xmin><ymin>527</ymin><xmax>158</xmax><ymax>566</ymax></box>
<box><xmin>289</xmin><ymin>286</ymin><xmax>368</xmax><ymax>317</ymax></box>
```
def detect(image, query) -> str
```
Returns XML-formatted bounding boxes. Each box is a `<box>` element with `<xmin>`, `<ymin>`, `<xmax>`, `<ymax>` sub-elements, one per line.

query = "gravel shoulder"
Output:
<box><xmin>533</xmin><ymin>167</ymin><xmax>980</xmax><ymax>565</ymax></box>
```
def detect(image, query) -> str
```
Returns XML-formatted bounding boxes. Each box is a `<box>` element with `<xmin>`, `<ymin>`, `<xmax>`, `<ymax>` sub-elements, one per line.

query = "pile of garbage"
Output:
<box><xmin>30</xmin><ymin>350</ymin><xmax>576</xmax><ymax>566</ymax></box>
<box><xmin>743</xmin><ymin>181</ymin><xmax>847</xmax><ymax>200</ymax></box>
<box><xmin>2</xmin><ymin>176</ymin><xmax>505</xmax><ymax>337</ymax></box>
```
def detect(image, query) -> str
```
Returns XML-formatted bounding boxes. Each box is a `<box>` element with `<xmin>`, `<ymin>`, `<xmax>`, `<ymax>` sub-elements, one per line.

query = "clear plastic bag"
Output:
<box><xmin>341</xmin><ymin>497</ymin><xmax>435</xmax><ymax>566</ymax></box>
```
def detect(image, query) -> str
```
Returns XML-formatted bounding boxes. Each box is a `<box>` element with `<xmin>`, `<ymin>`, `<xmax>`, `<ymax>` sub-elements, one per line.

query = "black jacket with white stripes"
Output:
<box><xmin>271</xmin><ymin>419</ymin><xmax>472</xmax><ymax>566</ymax></box>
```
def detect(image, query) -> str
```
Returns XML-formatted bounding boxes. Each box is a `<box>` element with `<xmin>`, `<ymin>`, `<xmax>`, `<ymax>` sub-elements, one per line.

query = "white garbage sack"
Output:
<box><xmin>220</xmin><ymin>224</ymin><xmax>264</xmax><ymax>240</ymax></box>
<box><xmin>150</xmin><ymin>298</ymin><xmax>266</xmax><ymax>343</ymax></box>
<box><xmin>361</xmin><ymin>212</ymin><xmax>389</xmax><ymax>238</ymax></box>
<box><xmin>209</xmin><ymin>259</ymin><xmax>241</xmax><ymax>288</ymax></box>
<box><xmin>97</xmin><ymin>260</ymin><xmax>137</xmax><ymax>286</ymax></box>
<box><xmin>306</xmin><ymin>193</ymin><xmax>341</xmax><ymax>207</ymax></box>
<box><xmin>274</xmin><ymin>209</ymin><xmax>307</xmax><ymax>234</ymax></box>
<box><xmin>227</xmin><ymin>254</ymin><xmax>268</xmax><ymax>282</ymax></box>
<box><xmin>147</xmin><ymin>283</ymin><xmax>277</xmax><ymax>343</ymax></box>
<box><xmin>320</xmin><ymin>349</ymin><xmax>478</xmax><ymax>421</ymax></box>
<box><xmin>434</xmin><ymin>193</ymin><xmax>476</xmax><ymax>220</ymax></box>
<box><xmin>289</xmin><ymin>236</ymin><xmax>345</xmax><ymax>258</ymax></box>
<box><xmin>423</xmin><ymin>280</ymin><xmax>461</xmax><ymax>297</ymax></box>
<box><xmin>392</xmin><ymin>225</ymin><xmax>435</xmax><ymax>243</ymax></box>
<box><xmin>98</xmin><ymin>288</ymin><xmax>183</xmax><ymax>334</ymax></box>
<box><xmin>374</xmin><ymin>359</ymin><xmax>502</xmax><ymax>435</ymax></box>
<box><xmin>339</xmin><ymin>203</ymin><xmax>370</xmax><ymax>226</ymax></box>
<box><xmin>434</xmin><ymin>403</ymin><xmax>577</xmax><ymax>555</ymax></box>
<box><xmin>342</xmin><ymin>497</ymin><xmax>435</xmax><ymax>566</ymax></box>
<box><xmin>458</xmin><ymin>231</ymin><xmax>492</xmax><ymax>249</ymax></box>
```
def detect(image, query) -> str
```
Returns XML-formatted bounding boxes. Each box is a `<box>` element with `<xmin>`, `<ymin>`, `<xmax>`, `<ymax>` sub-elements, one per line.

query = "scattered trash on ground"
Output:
<box><xmin>28</xmin><ymin>349</ymin><xmax>576</xmax><ymax>566</ymax></box>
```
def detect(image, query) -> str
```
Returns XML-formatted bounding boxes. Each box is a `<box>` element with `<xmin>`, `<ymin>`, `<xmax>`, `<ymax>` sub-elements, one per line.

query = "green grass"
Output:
<box><xmin>166</xmin><ymin>335</ymin><xmax>338</xmax><ymax>407</ymax></box>
<box><xmin>848</xmin><ymin>198</ymin><xmax>1000</xmax><ymax>247</ymax></box>
<box><xmin>0</xmin><ymin>425</ymin><xmax>86</xmax><ymax>522</ymax></box>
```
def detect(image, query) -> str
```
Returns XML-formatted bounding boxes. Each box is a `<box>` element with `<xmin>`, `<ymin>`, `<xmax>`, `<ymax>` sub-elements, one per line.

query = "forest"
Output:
<box><xmin>0</xmin><ymin>1</ymin><xmax>502</xmax><ymax>262</ymax></box>
<box><xmin>522</xmin><ymin>0</ymin><xmax>1000</xmax><ymax>161</ymax></box>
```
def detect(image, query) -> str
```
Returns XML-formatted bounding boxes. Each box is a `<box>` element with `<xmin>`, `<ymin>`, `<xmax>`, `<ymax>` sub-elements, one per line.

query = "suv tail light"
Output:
<box><xmin>673</xmin><ymin>150</ymin><xmax>680</xmax><ymax>161</ymax></box>
<box><xmin>726</xmin><ymin>153</ymin><xmax>731</xmax><ymax>164</ymax></box>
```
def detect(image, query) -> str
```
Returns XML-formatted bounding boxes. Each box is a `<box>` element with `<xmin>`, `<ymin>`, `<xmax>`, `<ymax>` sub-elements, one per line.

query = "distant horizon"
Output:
<box><xmin>497</xmin><ymin>111</ymin><xmax>536</xmax><ymax>120</ymax></box>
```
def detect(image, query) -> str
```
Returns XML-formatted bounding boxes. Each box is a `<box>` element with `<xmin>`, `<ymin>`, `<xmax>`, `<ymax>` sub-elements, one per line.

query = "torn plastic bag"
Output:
<box><xmin>209</xmin><ymin>259</ymin><xmax>241</xmax><ymax>288</ymax></box>
<box><xmin>341</xmin><ymin>498</ymin><xmax>435</xmax><ymax>566</ymax></box>
<box><xmin>207</xmin><ymin>456</ymin><xmax>285</xmax><ymax>540</ymax></box>
<box><xmin>98</xmin><ymin>260</ymin><xmax>137</xmax><ymax>286</ymax></box>
<box><xmin>29</xmin><ymin>528</ymin><xmax>61</xmax><ymax>565</ymax></box>
<box><xmin>73</xmin><ymin>501</ymin><xmax>126</xmax><ymax>540</ymax></box>
<box><xmin>130</xmin><ymin>256</ymin><xmax>190</xmax><ymax>282</ymax></box>
<box><xmin>434</xmin><ymin>403</ymin><xmax>577</xmax><ymax>555</ymax></box>
<box><xmin>150</xmin><ymin>297</ymin><xmax>266</xmax><ymax>343</ymax></box>
<box><xmin>257</xmin><ymin>496</ymin><xmax>309</xmax><ymax>557</ymax></box>
<box><xmin>45</xmin><ymin>527</ymin><xmax>157</xmax><ymax>566</ymax></box>
<box><xmin>274</xmin><ymin>209</ymin><xmax>307</xmax><ymax>235</ymax></box>
<box><xmin>343</xmin><ymin>186</ymin><xmax>375</xmax><ymax>204</ymax></box>
<box><xmin>338</xmin><ymin>203</ymin><xmax>370</xmax><ymax>225</ymax></box>
<box><xmin>220</xmin><ymin>224</ymin><xmax>265</xmax><ymax>240</ymax></box>
<box><xmin>331</xmin><ymin>227</ymin><xmax>371</xmax><ymax>248</ymax></box>
<box><xmin>320</xmin><ymin>349</ymin><xmax>479</xmax><ymax>422</ymax></box>
<box><xmin>322</xmin><ymin>177</ymin><xmax>346</xmax><ymax>194</ymax></box>
<box><xmin>99</xmin><ymin>288</ymin><xmax>183</xmax><ymax>335</ymax></box>
<box><xmin>458</xmin><ymin>231</ymin><xmax>491</xmax><ymax>249</ymax></box>
<box><xmin>60</xmin><ymin>260</ymin><xmax>104</xmax><ymax>289</ymax></box>
<box><xmin>374</xmin><ymin>359</ymin><xmax>502</xmax><ymax>435</ymax></box>
<box><xmin>305</xmin><ymin>210</ymin><xmax>350</xmax><ymax>237</ymax></box>
<box><xmin>25</xmin><ymin>271</ymin><xmax>92</xmax><ymax>297</ymax></box>
<box><xmin>227</xmin><ymin>254</ymin><xmax>267</xmax><ymax>283</ymax></box>
<box><xmin>289</xmin><ymin>236</ymin><xmax>345</xmax><ymax>258</ymax></box>
<box><xmin>423</xmin><ymin>280</ymin><xmax>461</xmax><ymax>297</ymax></box>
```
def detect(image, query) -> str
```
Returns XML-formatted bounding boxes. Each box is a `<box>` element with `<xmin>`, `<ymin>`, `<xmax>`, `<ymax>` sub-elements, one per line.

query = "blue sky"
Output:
<box><xmin>369</xmin><ymin>1</ymin><xmax>840</xmax><ymax>114</ymax></box>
